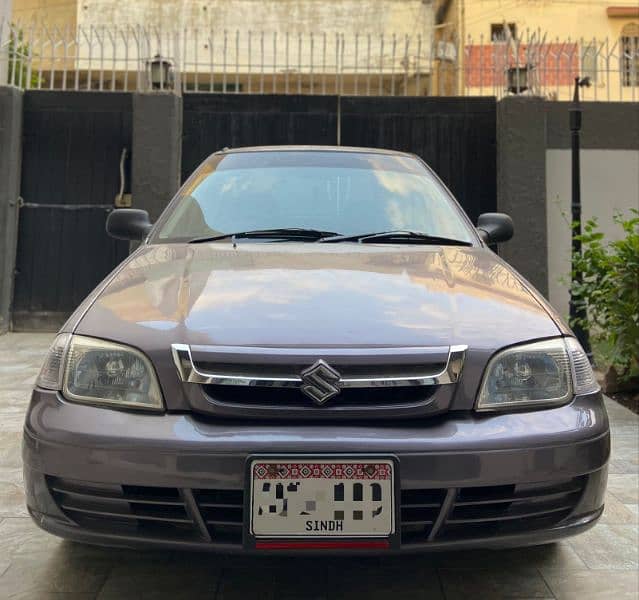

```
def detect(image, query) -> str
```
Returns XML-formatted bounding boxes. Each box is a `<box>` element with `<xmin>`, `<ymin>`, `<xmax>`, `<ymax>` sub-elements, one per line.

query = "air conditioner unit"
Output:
<box><xmin>436</xmin><ymin>41</ymin><xmax>457</xmax><ymax>62</ymax></box>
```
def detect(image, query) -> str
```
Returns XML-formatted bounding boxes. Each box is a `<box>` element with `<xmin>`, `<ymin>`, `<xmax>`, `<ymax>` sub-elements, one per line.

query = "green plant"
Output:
<box><xmin>570</xmin><ymin>210</ymin><xmax>639</xmax><ymax>383</ymax></box>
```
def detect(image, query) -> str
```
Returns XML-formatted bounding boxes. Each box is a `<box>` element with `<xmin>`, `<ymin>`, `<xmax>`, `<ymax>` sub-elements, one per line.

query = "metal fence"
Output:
<box><xmin>464</xmin><ymin>30</ymin><xmax>639</xmax><ymax>102</ymax></box>
<box><xmin>1</xmin><ymin>21</ymin><xmax>637</xmax><ymax>100</ymax></box>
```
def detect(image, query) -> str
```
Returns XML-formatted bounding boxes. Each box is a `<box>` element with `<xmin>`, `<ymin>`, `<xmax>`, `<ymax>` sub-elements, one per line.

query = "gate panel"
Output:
<box><xmin>340</xmin><ymin>97</ymin><xmax>497</xmax><ymax>223</ymax></box>
<box><xmin>13</xmin><ymin>92</ymin><xmax>131</xmax><ymax>330</ymax></box>
<box><xmin>182</xmin><ymin>95</ymin><xmax>338</xmax><ymax>180</ymax></box>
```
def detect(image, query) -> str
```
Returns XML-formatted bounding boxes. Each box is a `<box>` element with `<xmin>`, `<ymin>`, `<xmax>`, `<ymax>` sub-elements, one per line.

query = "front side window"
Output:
<box><xmin>155</xmin><ymin>151</ymin><xmax>476</xmax><ymax>244</ymax></box>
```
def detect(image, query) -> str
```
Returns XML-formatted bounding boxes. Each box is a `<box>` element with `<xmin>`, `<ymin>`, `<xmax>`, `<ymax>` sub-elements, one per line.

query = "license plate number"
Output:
<box><xmin>249</xmin><ymin>459</ymin><xmax>394</xmax><ymax>538</ymax></box>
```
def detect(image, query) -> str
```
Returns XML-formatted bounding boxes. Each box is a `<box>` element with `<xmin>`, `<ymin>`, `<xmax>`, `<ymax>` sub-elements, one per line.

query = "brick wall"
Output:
<box><xmin>465</xmin><ymin>43</ymin><xmax>579</xmax><ymax>89</ymax></box>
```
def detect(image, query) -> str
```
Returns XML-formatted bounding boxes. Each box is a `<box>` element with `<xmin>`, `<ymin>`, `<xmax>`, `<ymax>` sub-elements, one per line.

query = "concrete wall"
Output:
<box><xmin>496</xmin><ymin>96</ymin><xmax>548</xmax><ymax>296</ymax></box>
<box><xmin>545</xmin><ymin>102</ymin><xmax>639</xmax><ymax>151</ymax></box>
<box><xmin>464</xmin><ymin>0</ymin><xmax>638</xmax><ymax>41</ymax></box>
<box><xmin>71</xmin><ymin>0</ymin><xmax>436</xmax><ymax>95</ymax></box>
<box><xmin>0</xmin><ymin>2</ymin><xmax>12</xmax><ymax>85</ymax></box>
<box><xmin>78</xmin><ymin>0</ymin><xmax>432</xmax><ymax>35</ymax></box>
<box><xmin>497</xmin><ymin>100</ymin><xmax>639</xmax><ymax>312</ymax></box>
<box><xmin>131</xmin><ymin>92</ymin><xmax>183</xmax><ymax>221</ymax></box>
<box><xmin>544</xmin><ymin>102</ymin><xmax>639</xmax><ymax>319</ymax></box>
<box><xmin>0</xmin><ymin>86</ymin><xmax>23</xmax><ymax>334</ymax></box>
<box><xmin>75</xmin><ymin>0</ymin><xmax>433</xmax><ymax>74</ymax></box>
<box><xmin>11</xmin><ymin>0</ymin><xmax>76</xmax><ymax>27</ymax></box>
<box><xmin>546</xmin><ymin>149</ymin><xmax>639</xmax><ymax>319</ymax></box>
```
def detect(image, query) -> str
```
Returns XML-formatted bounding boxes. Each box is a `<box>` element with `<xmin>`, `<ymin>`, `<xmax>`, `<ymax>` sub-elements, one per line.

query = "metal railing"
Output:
<box><xmin>1</xmin><ymin>21</ymin><xmax>637</xmax><ymax>100</ymax></box>
<box><xmin>464</xmin><ymin>30</ymin><xmax>639</xmax><ymax>102</ymax></box>
<box><xmin>0</xmin><ymin>21</ymin><xmax>436</xmax><ymax>95</ymax></box>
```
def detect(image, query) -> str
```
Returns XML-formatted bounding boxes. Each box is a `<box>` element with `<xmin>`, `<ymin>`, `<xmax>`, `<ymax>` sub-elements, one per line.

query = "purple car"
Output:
<box><xmin>24</xmin><ymin>147</ymin><xmax>608</xmax><ymax>554</ymax></box>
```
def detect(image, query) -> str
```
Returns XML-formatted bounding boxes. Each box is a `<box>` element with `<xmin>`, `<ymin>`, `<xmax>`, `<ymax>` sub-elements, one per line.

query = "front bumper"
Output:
<box><xmin>23</xmin><ymin>389</ymin><xmax>610</xmax><ymax>554</ymax></box>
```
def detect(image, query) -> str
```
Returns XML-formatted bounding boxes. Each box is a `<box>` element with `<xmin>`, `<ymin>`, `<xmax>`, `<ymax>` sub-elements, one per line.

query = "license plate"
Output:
<box><xmin>249</xmin><ymin>459</ymin><xmax>395</xmax><ymax>538</ymax></box>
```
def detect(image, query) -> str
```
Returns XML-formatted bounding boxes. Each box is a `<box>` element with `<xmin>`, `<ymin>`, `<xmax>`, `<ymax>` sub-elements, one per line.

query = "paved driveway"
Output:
<box><xmin>1</xmin><ymin>332</ymin><xmax>637</xmax><ymax>599</ymax></box>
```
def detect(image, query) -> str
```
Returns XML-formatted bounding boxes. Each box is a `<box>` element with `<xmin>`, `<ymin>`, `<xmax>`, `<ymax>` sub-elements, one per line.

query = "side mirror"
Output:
<box><xmin>477</xmin><ymin>212</ymin><xmax>514</xmax><ymax>244</ymax></box>
<box><xmin>106</xmin><ymin>209</ymin><xmax>153</xmax><ymax>241</ymax></box>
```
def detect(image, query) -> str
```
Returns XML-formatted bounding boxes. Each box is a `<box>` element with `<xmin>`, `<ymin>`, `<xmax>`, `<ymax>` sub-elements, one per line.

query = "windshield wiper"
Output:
<box><xmin>188</xmin><ymin>228</ymin><xmax>341</xmax><ymax>244</ymax></box>
<box><xmin>319</xmin><ymin>230</ymin><xmax>473</xmax><ymax>246</ymax></box>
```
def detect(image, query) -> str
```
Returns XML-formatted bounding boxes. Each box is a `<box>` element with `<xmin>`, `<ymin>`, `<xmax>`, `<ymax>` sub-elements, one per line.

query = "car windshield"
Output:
<box><xmin>155</xmin><ymin>150</ymin><xmax>477</xmax><ymax>244</ymax></box>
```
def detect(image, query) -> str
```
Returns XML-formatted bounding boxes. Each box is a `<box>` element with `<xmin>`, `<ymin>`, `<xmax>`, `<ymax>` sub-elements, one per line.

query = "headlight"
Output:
<box><xmin>36</xmin><ymin>334</ymin><xmax>164</xmax><ymax>411</ymax></box>
<box><xmin>476</xmin><ymin>337</ymin><xmax>599</xmax><ymax>412</ymax></box>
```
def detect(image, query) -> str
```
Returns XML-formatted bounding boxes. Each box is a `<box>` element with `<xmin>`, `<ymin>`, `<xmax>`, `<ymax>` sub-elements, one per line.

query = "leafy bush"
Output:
<box><xmin>570</xmin><ymin>210</ymin><xmax>639</xmax><ymax>384</ymax></box>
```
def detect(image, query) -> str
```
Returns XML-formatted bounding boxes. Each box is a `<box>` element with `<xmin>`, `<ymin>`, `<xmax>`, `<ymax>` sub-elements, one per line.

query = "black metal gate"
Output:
<box><xmin>340</xmin><ymin>97</ymin><xmax>497</xmax><ymax>223</ymax></box>
<box><xmin>182</xmin><ymin>94</ymin><xmax>338</xmax><ymax>180</ymax></box>
<box><xmin>182</xmin><ymin>95</ymin><xmax>496</xmax><ymax>223</ymax></box>
<box><xmin>12</xmin><ymin>92</ymin><xmax>131</xmax><ymax>330</ymax></box>
<box><xmin>13</xmin><ymin>93</ymin><xmax>496</xmax><ymax>330</ymax></box>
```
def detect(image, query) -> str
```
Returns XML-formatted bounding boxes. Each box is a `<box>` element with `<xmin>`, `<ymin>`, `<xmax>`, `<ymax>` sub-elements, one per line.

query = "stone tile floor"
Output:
<box><xmin>0</xmin><ymin>332</ymin><xmax>637</xmax><ymax>599</ymax></box>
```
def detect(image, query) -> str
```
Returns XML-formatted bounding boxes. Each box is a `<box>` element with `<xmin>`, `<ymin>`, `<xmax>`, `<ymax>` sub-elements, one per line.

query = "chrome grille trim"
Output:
<box><xmin>171</xmin><ymin>344</ymin><xmax>467</xmax><ymax>389</ymax></box>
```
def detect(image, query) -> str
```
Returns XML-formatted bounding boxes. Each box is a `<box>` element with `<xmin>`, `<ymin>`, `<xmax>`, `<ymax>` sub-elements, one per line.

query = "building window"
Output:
<box><xmin>621</xmin><ymin>23</ymin><xmax>639</xmax><ymax>87</ymax></box>
<box><xmin>491</xmin><ymin>23</ymin><xmax>517</xmax><ymax>42</ymax></box>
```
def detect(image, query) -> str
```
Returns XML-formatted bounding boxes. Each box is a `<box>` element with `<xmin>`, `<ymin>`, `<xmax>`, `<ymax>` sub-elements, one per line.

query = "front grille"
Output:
<box><xmin>193</xmin><ymin>489</ymin><xmax>244</xmax><ymax>544</ymax></box>
<box><xmin>196</xmin><ymin>362</ymin><xmax>448</xmax><ymax>380</ymax></box>
<box><xmin>47</xmin><ymin>477</ymin><xmax>243</xmax><ymax>545</ymax></box>
<box><xmin>47</xmin><ymin>476</ymin><xmax>201</xmax><ymax>541</ymax></box>
<box><xmin>401</xmin><ymin>476</ymin><xmax>587</xmax><ymax>546</ymax></box>
<box><xmin>400</xmin><ymin>488</ymin><xmax>447</xmax><ymax>544</ymax></box>
<box><xmin>439</xmin><ymin>477</ymin><xmax>587</xmax><ymax>541</ymax></box>
<box><xmin>174</xmin><ymin>343</ymin><xmax>465</xmax><ymax>419</ymax></box>
<box><xmin>203</xmin><ymin>384</ymin><xmax>437</xmax><ymax>408</ymax></box>
<box><xmin>48</xmin><ymin>476</ymin><xmax>586</xmax><ymax>547</ymax></box>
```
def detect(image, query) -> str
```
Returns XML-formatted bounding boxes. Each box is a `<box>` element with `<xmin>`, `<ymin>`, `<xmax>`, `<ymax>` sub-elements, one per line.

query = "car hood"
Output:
<box><xmin>75</xmin><ymin>242</ymin><xmax>560</xmax><ymax>350</ymax></box>
<box><xmin>71</xmin><ymin>243</ymin><xmax>564</xmax><ymax>411</ymax></box>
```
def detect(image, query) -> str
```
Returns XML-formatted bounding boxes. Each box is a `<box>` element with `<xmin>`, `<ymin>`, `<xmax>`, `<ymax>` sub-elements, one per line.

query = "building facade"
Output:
<box><xmin>438</xmin><ymin>0</ymin><xmax>639</xmax><ymax>100</ymax></box>
<box><xmin>7</xmin><ymin>0</ymin><xmax>639</xmax><ymax>99</ymax></box>
<box><xmin>8</xmin><ymin>0</ymin><xmax>437</xmax><ymax>95</ymax></box>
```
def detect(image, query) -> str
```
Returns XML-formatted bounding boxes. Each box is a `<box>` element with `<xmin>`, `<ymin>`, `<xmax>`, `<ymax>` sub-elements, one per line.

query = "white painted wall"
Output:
<box><xmin>0</xmin><ymin>0</ymin><xmax>11</xmax><ymax>24</ymax></box>
<box><xmin>72</xmin><ymin>0</ymin><xmax>434</xmax><ymax>79</ymax></box>
<box><xmin>546</xmin><ymin>149</ymin><xmax>639</xmax><ymax>319</ymax></box>
<box><xmin>78</xmin><ymin>0</ymin><xmax>432</xmax><ymax>35</ymax></box>
<box><xmin>0</xmin><ymin>0</ymin><xmax>11</xmax><ymax>25</ymax></box>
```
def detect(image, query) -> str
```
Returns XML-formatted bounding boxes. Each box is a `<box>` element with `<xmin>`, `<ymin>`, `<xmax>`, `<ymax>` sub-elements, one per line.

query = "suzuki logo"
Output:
<box><xmin>300</xmin><ymin>360</ymin><xmax>342</xmax><ymax>405</ymax></box>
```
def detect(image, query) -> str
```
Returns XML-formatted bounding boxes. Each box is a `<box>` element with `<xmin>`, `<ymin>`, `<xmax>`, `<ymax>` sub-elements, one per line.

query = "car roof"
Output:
<box><xmin>217</xmin><ymin>145</ymin><xmax>418</xmax><ymax>159</ymax></box>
